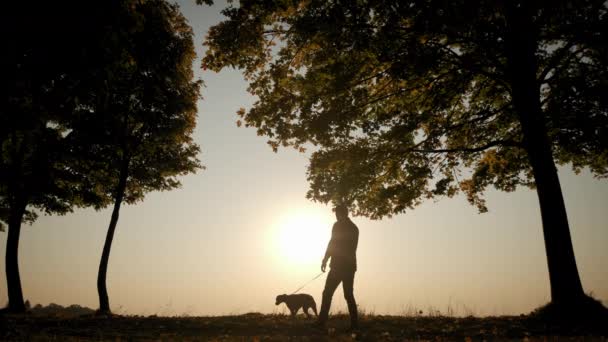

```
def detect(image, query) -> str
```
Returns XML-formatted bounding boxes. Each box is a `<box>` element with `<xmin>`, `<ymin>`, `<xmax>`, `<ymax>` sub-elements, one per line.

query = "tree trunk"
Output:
<box><xmin>97</xmin><ymin>158</ymin><xmax>130</xmax><ymax>314</ymax></box>
<box><xmin>4</xmin><ymin>201</ymin><xmax>27</xmax><ymax>313</ymax></box>
<box><xmin>505</xmin><ymin>3</ymin><xmax>586</xmax><ymax>305</ymax></box>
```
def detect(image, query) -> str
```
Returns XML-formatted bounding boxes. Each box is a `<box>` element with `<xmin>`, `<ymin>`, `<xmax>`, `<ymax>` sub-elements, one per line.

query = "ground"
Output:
<box><xmin>1</xmin><ymin>312</ymin><xmax>607</xmax><ymax>341</ymax></box>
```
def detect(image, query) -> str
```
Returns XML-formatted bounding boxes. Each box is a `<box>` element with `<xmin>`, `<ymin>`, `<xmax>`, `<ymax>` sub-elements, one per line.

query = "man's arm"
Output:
<box><xmin>321</xmin><ymin>223</ymin><xmax>337</xmax><ymax>272</ymax></box>
<box><xmin>354</xmin><ymin>225</ymin><xmax>359</xmax><ymax>251</ymax></box>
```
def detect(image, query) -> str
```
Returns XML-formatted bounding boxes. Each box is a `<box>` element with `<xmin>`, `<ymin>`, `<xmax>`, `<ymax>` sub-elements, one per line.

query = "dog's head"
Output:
<box><xmin>275</xmin><ymin>294</ymin><xmax>287</xmax><ymax>305</ymax></box>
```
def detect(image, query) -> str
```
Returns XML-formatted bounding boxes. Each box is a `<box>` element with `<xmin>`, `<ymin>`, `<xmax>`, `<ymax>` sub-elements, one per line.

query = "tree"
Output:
<box><xmin>0</xmin><ymin>3</ymin><xmax>107</xmax><ymax>313</ymax></box>
<box><xmin>65</xmin><ymin>0</ymin><xmax>202</xmax><ymax>314</ymax></box>
<box><xmin>1</xmin><ymin>0</ymin><xmax>201</xmax><ymax>314</ymax></box>
<box><xmin>202</xmin><ymin>0</ymin><xmax>607</xmax><ymax>315</ymax></box>
<box><xmin>0</xmin><ymin>120</ymin><xmax>76</xmax><ymax>313</ymax></box>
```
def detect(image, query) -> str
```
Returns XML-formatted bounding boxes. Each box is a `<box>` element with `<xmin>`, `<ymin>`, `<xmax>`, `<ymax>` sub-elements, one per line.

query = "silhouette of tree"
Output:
<box><xmin>1</xmin><ymin>1</ymin><xmax>201</xmax><ymax>314</ymax></box>
<box><xmin>63</xmin><ymin>0</ymin><xmax>202</xmax><ymax>315</ymax></box>
<box><xmin>203</xmin><ymin>0</ymin><xmax>607</xmax><ymax>314</ymax></box>
<box><xmin>0</xmin><ymin>3</ymin><xmax>108</xmax><ymax>313</ymax></box>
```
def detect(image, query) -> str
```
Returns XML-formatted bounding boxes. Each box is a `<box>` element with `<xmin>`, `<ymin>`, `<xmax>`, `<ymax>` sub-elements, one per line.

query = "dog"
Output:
<box><xmin>275</xmin><ymin>293</ymin><xmax>318</xmax><ymax>318</ymax></box>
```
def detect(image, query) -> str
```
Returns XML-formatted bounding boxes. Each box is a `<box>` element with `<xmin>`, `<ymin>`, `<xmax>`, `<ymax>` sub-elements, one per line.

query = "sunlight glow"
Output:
<box><xmin>273</xmin><ymin>211</ymin><xmax>330</xmax><ymax>267</ymax></box>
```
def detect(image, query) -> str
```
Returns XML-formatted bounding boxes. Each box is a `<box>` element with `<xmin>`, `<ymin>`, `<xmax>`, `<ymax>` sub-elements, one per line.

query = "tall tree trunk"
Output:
<box><xmin>97</xmin><ymin>158</ymin><xmax>129</xmax><ymax>314</ymax></box>
<box><xmin>505</xmin><ymin>3</ymin><xmax>585</xmax><ymax>305</ymax></box>
<box><xmin>5</xmin><ymin>201</ymin><xmax>27</xmax><ymax>313</ymax></box>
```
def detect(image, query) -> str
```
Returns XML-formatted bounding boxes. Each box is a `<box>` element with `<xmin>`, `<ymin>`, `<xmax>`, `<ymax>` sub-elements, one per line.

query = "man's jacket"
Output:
<box><xmin>324</xmin><ymin>218</ymin><xmax>359</xmax><ymax>272</ymax></box>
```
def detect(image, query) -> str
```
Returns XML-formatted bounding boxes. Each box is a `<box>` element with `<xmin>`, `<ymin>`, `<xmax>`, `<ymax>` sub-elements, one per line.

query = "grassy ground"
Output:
<box><xmin>1</xmin><ymin>312</ymin><xmax>607</xmax><ymax>341</ymax></box>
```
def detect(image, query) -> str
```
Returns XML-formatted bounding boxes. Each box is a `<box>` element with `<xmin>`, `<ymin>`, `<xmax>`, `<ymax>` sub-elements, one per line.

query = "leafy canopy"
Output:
<box><xmin>66</xmin><ymin>0</ymin><xmax>203</xmax><ymax>205</ymax></box>
<box><xmin>1</xmin><ymin>0</ymin><xmax>202</xmax><ymax>230</ymax></box>
<box><xmin>0</xmin><ymin>2</ymin><xmax>103</xmax><ymax>227</ymax></box>
<box><xmin>204</xmin><ymin>0</ymin><xmax>607</xmax><ymax>218</ymax></box>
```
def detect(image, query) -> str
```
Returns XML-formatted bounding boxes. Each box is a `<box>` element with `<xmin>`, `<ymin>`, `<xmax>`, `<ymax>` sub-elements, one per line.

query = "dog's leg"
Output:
<box><xmin>304</xmin><ymin>307</ymin><xmax>311</xmax><ymax>319</ymax></box>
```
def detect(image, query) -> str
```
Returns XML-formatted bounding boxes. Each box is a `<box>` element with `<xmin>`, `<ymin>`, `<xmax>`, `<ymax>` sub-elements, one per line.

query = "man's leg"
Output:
<box><xmin>318</xmin><ymin>269</ymin><xmax>341</xmax><ymax>324</ymax></box>
<box><xmin>342</xmin><ymin>270</ymin><xmax>358</xmax><ymax>328</ymax></box>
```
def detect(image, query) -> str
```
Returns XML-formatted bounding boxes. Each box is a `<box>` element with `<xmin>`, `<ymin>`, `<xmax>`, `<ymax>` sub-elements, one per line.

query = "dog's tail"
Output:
<box><xmin>312</xmin><ymin>299</ymin><xmax>318</xmax><ymax>316</ymax></box>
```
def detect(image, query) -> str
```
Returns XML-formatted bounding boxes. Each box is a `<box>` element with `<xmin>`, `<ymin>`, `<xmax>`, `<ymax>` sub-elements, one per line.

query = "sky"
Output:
<box><xmin>1</xmin><ymin>1</ymin><xmax>607</xmax><ymax>317</ymax></box>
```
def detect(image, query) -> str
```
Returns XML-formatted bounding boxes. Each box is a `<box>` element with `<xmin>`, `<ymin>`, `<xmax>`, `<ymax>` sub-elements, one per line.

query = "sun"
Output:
<box><xmin>273</xmin><ymin>210</ymin><xmax>331</xmax><ymax>267</ymax></box>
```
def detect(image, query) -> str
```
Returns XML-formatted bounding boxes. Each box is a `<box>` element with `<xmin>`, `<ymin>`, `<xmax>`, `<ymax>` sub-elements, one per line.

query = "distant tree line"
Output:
<box><xmin>1</xmin><ymin>0</ymin><xmax>202</xmax><ymax>314</ymax></box>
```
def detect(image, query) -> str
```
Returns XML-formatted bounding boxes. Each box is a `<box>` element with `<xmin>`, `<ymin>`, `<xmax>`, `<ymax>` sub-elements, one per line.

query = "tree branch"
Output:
<box><xmin>446</xmin><ymin>103</ymin><xmax>512</xmax><ymax>131</ymax></box>
<box><xmin>538</xmin><ymin>40</ymin><xmax>576</xmax><ymax>82</ymax></box>
<box><xmin>540</xmin><ymin>46</ymin><xmax>588</xmax><ymax>85</ymax></box>
<box><xmin>409</xmin><ymin>139</ymin><xmax>521</xmax><ymax>154</ymax></box>
<box><xmin>437</xmin><ymin>44</ymin><xmax>511</xmax><ymax>91</ymax></box>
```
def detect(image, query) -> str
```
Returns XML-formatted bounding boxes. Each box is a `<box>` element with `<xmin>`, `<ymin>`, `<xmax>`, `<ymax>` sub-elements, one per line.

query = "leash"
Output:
<box><xmin>290</xmin><ymin>272</ymin><xmax>325</xmax><ymax>295</ymax></box>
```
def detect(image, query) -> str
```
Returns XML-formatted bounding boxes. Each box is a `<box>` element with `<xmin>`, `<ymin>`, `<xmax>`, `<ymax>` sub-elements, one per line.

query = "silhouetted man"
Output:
<box><xmin>317</xmin><ymin>204</ymin><xmax>359</xmax><ymax>329</ymax></box>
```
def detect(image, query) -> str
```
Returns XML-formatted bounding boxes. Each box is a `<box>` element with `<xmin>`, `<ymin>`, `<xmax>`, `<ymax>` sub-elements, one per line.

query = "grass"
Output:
<box><xmin>1</xmin><ymin>309</ymin><xmax>607</xmax><ymax>341</ymax></box>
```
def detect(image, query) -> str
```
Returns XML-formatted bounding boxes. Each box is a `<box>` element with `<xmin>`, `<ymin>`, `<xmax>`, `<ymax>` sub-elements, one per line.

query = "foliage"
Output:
<box><xmin>203</xmin><ymin>0</ymin><xmax>607</xmax><ymax>217</ymax></box>
<box><xmin>0</xmin><ymin>3</ymin><xmax>96</xmax><ymax>227</ymax></box>
<box><xmin>66</xmin><ymin>0</ymin><xmax>202</xmax><ymax>206</ymax></box>
<box><xmin>1</xmin><ymin>0</ymin><xmax>201</xmax><ymax>223</ymax></box>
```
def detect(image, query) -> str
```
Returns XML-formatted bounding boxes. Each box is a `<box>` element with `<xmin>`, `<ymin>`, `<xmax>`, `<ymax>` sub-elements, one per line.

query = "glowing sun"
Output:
<box><xmin>274</xmin><ymin>210</ymin><xmax>330</xmax><ymax>266</ymax></box>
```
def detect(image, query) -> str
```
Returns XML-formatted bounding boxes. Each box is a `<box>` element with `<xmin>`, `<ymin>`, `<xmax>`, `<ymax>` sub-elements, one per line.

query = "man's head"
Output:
<box><xmin>334</xmin><ymin>204</ymin><xmax>349</xmax><ymax>221</ymax></box>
